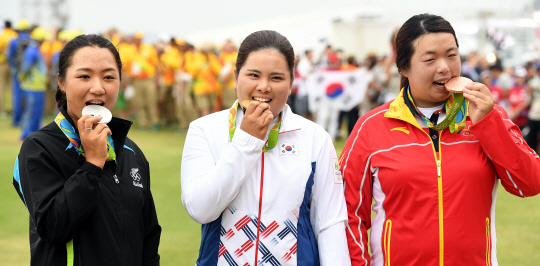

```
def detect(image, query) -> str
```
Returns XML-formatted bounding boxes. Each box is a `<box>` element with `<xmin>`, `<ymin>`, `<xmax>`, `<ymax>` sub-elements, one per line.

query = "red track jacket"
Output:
<box><xmin>340</xmin><ymin>90</ymin><xmax>540</xmax><ymax>266</ymax></box>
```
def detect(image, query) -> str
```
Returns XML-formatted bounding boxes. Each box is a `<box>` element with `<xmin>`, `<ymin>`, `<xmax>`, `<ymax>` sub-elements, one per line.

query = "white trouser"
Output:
<box><xmin>316</xmin><ymin>100</ymin><xmax>340</xmax><ymax>140</ymax></box>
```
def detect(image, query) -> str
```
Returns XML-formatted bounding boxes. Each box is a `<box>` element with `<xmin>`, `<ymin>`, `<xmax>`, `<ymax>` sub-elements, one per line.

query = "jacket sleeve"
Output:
<box><xmin>311</xmin><ymin>132</ymin><xmax>351</xmax><ymax>266</ymax></box>
<box><xmin>12</xmin><ymin>135</ymin><xmax>103</xmax><ymax>245</ymax></box>
<box><xmin>181</xmin><ymin>120</ymin><xmax>264</xmax><ymax>224</ymax></box>
<box><xmin>471</xmin><ymin>105</ymin><xmax>540</xmax><ymax>197</ymax></box>
<box><xmin>142</xmin><ymin>156</ymin><xmax>161</xmax><ymax>266</ymax></box>
<box><xmin>341</xmin><ymin>120</ymin><xmax>373</xmax><ymax>266</ymax></box>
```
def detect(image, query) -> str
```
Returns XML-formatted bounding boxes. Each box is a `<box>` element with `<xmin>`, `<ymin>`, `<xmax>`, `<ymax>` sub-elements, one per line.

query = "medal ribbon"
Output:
<box><xmin>54</xmin><ymin>112</ymin><xmax>116</xmax><ymax>161</ymax></box>
<box><xmin>406</xmin><ymin>86</ymin><xmax>468</xmax><ymax>133</ymax></box>
<box><xmin>228</xmin><ymin>100</ymin><xmax>282</xmax><ymax>152</ymax></box>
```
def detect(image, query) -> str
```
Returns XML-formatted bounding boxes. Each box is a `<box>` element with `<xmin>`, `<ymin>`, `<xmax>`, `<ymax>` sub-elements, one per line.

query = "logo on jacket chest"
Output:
<box><xmin>459</xmin><ymin>121</ymin><xmax>474</xmax><ymax>136</ymax></box>
<box><xmin>130</xmin><ymin>168</ymin><xmax>143</xmax><ymax>188</ymax></box>
<box><xmin>279</xmin><ymin>143</ymin><xmax>298</xmax><ymax>156</ymax></box>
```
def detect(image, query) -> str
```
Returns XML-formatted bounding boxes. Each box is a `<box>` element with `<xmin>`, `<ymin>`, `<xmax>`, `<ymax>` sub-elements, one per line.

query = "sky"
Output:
<box><xmin>1</xmin><ymin>0</ymin><xmax>537</xmax><ymax>60</ymax></box>
<box><xmin>2</xmin><ymin>0</ymin><xmax>361</xmax><ymax>36</ymax></box>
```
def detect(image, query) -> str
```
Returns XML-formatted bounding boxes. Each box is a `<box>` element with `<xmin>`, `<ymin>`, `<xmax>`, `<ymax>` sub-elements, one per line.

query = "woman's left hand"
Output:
<box><xmin>463</xmin><ymin>82</ymin><xmax>495</xmax><ymax>124</ymax></box>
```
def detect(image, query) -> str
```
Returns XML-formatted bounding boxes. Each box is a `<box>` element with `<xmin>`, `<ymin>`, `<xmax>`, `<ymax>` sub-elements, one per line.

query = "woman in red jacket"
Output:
<box><xmin>341</xmin><ymin>13</ymin><xmax>540</xmax><ymax>266</ymax></box>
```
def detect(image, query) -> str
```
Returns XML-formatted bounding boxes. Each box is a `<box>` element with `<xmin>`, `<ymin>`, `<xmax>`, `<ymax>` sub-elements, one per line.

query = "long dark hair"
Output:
<box><xmin>55</xmin><ymin>34</ymin><xmax>122</xmax><ymax>108</ymax></box>
<box><xmin>235</xmin><ymin>30</ymin><xmax>295</xmax><ymax>79</ymax></box>
<box><xmin>395</xmin><ymin>14</ymin><xmax>458</xmax><ymax>89</ymax></box>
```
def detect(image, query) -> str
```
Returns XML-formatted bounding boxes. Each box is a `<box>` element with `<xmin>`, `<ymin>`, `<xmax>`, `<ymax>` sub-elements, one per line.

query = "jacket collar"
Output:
<box><xmin>279</xmin><ymin>104</ymin><xmax>301</xmax><ymax>134</ymax></box>
<box><xmin>59</xmin><ymin>104</ymin><xmax>133</xmax><ymax>152</ymax></box>
<box><xmin>384</xmin><ymin>88</ymin><xmax>423</xmax><ymax>130</ymax></box>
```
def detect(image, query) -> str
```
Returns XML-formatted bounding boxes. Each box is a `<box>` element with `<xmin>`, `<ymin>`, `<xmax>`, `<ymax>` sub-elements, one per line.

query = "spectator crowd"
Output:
<box><xmin>1</xmin><ymin>19</ymin><xmax>540</xmax><ymax>152</ymax></box>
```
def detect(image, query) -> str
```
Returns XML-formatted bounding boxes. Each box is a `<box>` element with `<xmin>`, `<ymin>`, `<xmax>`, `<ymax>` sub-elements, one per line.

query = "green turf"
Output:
<box><xmin>1</xmin><ymin>116</ymin><xmax>539</xmax><ymax>265</ymax></box>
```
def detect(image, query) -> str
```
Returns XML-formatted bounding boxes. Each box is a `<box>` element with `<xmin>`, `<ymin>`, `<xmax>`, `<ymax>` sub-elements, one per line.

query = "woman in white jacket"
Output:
<box><xmin>181</xmin><ymin>30</ymin><xmax>350</xmax><ymax>266</ymax></box>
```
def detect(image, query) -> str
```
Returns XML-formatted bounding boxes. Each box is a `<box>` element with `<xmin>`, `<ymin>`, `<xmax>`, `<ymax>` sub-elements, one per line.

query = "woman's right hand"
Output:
<box><xmin>239</xmin><ymin>101</ymin><xmax>274</xmax><ymax>140</ymax></box>
<box><xmin>77</xmin><ymin>114</ymin><xmax>112</xmax><ymax>169</ymax></box>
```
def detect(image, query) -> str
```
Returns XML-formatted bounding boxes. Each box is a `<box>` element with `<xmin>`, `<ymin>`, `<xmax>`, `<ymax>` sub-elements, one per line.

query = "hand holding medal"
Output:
<box><xmin>239</xmin><ymin>99</ymin><xmax>274</xmax><ymax>140</ymax></box>
<box><xmin>446</xmin><ymin>76</ymin><xmax>495</xmax><ymax>124</ymax></box>
<box><xmin>77</xmin><ymin>105</ymin><xmax>113</xmax><ymax>168</ymax></box>
<box><xmin>445</xmin><ymin>76</ymin><xmax>472</xmax><ymax>93</ymax></box>
<box><xmin>82</xmin><ymin>105</ymin><xmax>113</xmax><ymax>124</ymax></box>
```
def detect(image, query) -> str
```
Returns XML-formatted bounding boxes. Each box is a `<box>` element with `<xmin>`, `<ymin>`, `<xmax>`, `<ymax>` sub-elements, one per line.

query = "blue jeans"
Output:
<box><xmin>21</xmin><ymin>90</ymin><xmax>45</xmax><ymax>140</ymax></box>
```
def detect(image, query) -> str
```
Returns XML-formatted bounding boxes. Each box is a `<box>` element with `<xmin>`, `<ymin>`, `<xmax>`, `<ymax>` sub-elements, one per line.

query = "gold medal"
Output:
<box><xmin>241</xmin><ymin>99</ymin><xmax>255</xmax><ymax>108</ymax></box>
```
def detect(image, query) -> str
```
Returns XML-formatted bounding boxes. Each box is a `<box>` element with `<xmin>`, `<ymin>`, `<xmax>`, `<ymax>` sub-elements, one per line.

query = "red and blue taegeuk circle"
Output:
<box><xmin>285</xmin><ymin>146</ymin><xmax>292</xmax><ymax>151</ymax></box>
<box><xmin>326</xmin><ymin>83</ymin><xmax>344</xmax><ymax>98</ymax></box>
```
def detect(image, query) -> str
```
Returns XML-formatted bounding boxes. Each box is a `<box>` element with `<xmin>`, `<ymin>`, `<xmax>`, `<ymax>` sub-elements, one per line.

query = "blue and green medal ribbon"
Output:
<box><xmin>54</xmin><ymin>112</ymin><xmax>116</xmax><ymax>161</ymax></box>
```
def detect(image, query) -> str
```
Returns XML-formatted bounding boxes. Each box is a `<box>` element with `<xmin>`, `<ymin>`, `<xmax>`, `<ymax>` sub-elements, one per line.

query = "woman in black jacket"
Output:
<box><xmin>13</xmin><ymin>34</ymin><xmax>161</xmax><ymax>266</ymax></box>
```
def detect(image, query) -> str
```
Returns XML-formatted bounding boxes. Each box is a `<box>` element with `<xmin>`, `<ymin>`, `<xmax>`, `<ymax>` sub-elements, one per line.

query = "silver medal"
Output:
<box><xmin>82</xmin><ymin>105</ymin><xmax>112</xmax><ymax>124</ymax></box>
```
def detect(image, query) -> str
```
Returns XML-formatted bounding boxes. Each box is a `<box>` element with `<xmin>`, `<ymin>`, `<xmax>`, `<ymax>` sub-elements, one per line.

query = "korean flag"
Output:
<box><xmin>280</xmin><ymin>143</ymin><xmax>298</xmax><ymax>156</ymax></box>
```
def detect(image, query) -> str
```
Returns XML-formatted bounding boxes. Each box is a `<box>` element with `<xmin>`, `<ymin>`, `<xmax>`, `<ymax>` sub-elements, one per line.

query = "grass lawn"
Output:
<box><xmin>1</xmin><ymin>115</ymin><xmax>539</xmax><ymax>265</ymax></box>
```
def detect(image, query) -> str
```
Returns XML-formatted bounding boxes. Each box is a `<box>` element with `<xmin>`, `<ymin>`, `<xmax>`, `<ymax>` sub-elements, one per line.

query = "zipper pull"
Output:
<box><xmin>308</xmin><ymin>231</ymin><xmax>311</xmax><ymax>240</ymax></box>
<box><xmin>113</xmin><ymin>174</ymin><xmax>119</xmax><ymax>184</ymax></box>
<box><xmin>437</xmin><ymin>160</ymin><xmax>441</xmax><ymax>177</ymax></box>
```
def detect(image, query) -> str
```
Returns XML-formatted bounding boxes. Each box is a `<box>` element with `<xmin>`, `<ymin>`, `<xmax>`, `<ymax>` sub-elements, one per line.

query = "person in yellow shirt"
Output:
<box><xmin>174</xmin><ymin>41</ymin><xmax>198</xmax><ymax>130</ymax></box>
<box><xmin>117</xmin><ymin>34</ymin><xmax>136</xmax><ymax>82</ymax></box>
<box><xmin>39</xmin><ymin>37</ymin><xmax>52</xmax><ymax>67</ymax></box>
<box><xmin>218</xmin><ymin>40</ymin><xmax>238</xmax><ymax>109</ymax></box>
<box><xmin>116</xmin><ymin>34</ymin><xmax>136</xmax><ymax>119</ymax></box>
<box><xmin>186</xmin><ymin>42</ymin><xmax>222</xmax><ymax>117</ymax></box>
<box><xmin>45</xmin><ymin>29</ymin><xmax>71</xmax><ymax>116</ymax></box>
<box><xmin>50</xmin><ymin>31</ymin><xmax>63</xmax><ymax>55</ymax></box>
<box><xmin>104</xmin><ymin>27</ymin><xmax>120</xmax><ymax>46</ymax></box>
<box><xmin>40</xmin><ymin>29</ymin><xmax>63</xmax><ymax>67</ymax></box>
<box><xmin>158</xmin><ymin>38</ymin><xmax>181</xmax><ymax>126</ymax></box>
<box><xmin>128</xmin><ymin>32</ymin><xmax>160</xmax><ymax>130</ymax></box>
<box><xmin>0</xmin><ymin>20</ymin><xmax>17</xmax><ymax>115</ymax></box>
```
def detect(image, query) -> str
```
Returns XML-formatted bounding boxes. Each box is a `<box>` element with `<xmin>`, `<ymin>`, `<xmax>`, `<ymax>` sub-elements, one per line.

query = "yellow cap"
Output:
<box><xmin>69</xmin><ymin>29</ymin><xmax>85</xmax><ymax>40</ymax></box>
<box><xmin>15</xmin><ymin>19</ymin><xmax>30</xmax><ymax>31</ymax></box>
<box><xmin>134</xmin><ymin>31</ymin><xmax>144</xmax><ymax>39</ymax></box>
<box><xmin>58</xmin><ymin>30</ymin><xmax>70</xmax><ymax>42</ymax></box>
<box><xmin>30</xmin><ymin>27</ymin><xmax>51</xmax><ymax>41</ymax></box>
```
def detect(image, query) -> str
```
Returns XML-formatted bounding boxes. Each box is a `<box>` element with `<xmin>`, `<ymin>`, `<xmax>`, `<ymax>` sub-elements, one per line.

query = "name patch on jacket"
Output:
<box><xmin>130</xmin><ymin>168</ymin><xmax>143</xmax><ymax>188</ymax></box>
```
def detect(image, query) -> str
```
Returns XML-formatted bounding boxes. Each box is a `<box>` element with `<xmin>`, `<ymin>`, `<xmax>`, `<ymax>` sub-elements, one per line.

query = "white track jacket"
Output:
<box><xmin>182</xmin><ymin>104</ymin><xmax>350</xmax><ymax>266</ymax></box>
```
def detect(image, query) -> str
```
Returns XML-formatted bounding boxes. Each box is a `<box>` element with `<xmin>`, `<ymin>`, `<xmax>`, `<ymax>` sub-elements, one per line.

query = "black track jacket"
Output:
<box><xmin>13</xmin><ymin>105</ymin><xmax>161</xmax><ymax>266</ymax></box>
